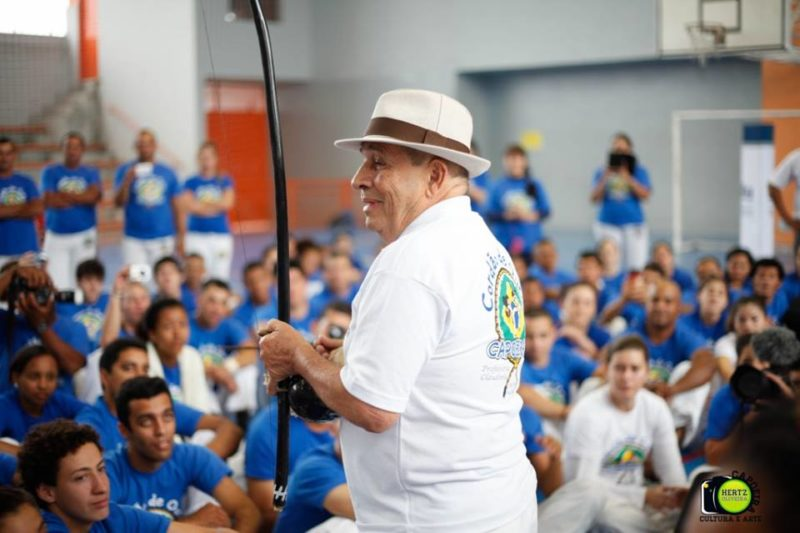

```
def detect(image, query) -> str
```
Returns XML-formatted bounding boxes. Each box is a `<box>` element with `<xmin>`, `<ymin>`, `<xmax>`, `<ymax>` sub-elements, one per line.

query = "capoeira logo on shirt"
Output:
<box><xmin>484</xmin><ymin>263</ymin><xmax>526</xmax><ymax>397</ymax></box>
<box><xmin>73</xmin><ymin>308</ymin><xmax>104</xmax><ymax>341</ymax></box>
<box><xmin>196</xmin><ymin>184</ymin><xmax>222</xmax><ymax>203</ymax></box>
<box><xmin>648</xmin><ymin>359</ymin><xmax>673</xmax><ymax>384</ymax></box>
<box><xmin>58</xmin><ymin>176</ymin><xmax>87</xmax><ymax>193</ymax></box>
<box><xmin>135</xmin><ymin>176</ymin><xmax>166</xmax><ymax>206</ymax></box>
<box><xmin>0</xmin><ymin>186</ymin><xmax>26</xmax><ymax>205</ymax></box>
<box><xmin>602</xmin><ymin>439</ymin><xmax>647</xmax><ymax>484</ymax></box>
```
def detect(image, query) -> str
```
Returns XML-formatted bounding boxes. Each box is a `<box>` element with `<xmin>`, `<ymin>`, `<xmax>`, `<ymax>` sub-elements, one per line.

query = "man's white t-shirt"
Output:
<box><xmin>563</xmin><ymin>385</ymin><xmax>686</xmax><ymax>508</ymax></box>
<box><xmin>771</xmin><ymin>148</ymin><xmax>800</xmax><ymax>216</ymax></box>
<box><xmin>339</xmin><ymin>196</ymin><xmax>536</xmax><ymax>532</ymax></box>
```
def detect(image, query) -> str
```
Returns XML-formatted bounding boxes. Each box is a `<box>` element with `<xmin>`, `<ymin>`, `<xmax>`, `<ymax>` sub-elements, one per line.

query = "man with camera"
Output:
<box><xmin>260</xmin><ymin>89</ymin><xmax>537</xmax><ymax>531</ymax></box>
<box><xmin>705</xmin><ymin>328</ymin><xmax>800</xmax><ymax>465</ymax></box>
<box><xmin>0</xmin><ymin>262</ymin><xmax>90</xmax><ymax>396</ymax></box>
<box><xmin>114</xmin><ymin>129</ymin><xmax>184</xmax><ymax>265</ymax></box>
<box><xmin>590</xmin><ymin>133</ymin><xmax>651</xmax><ymax>271</ymax></box>
<box><xmin>0</xmin><ymin>137</ymin><xmax>43</xmax><ymax>268</ymax></box>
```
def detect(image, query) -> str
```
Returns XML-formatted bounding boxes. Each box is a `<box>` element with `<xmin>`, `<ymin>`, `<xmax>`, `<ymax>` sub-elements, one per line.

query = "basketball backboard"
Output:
<box><xmin>659</xmin><ymin>0</ymin><xmax>789</xmax><ymax>56</ymax></box>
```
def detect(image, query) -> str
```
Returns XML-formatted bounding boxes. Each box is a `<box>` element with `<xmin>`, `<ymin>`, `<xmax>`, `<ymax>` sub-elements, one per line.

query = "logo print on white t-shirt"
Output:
<box><xmin>487</xmin><ymin>267</ymin><xmax>526</xmax><ymax>397</ymax></box>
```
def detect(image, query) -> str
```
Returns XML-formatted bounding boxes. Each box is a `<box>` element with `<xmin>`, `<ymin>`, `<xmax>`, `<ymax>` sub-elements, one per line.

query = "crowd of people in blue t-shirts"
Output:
<box><xmin>2</xmin><ymin>127</ymin><xmax>800</xmax><ymax>532</ymax></box>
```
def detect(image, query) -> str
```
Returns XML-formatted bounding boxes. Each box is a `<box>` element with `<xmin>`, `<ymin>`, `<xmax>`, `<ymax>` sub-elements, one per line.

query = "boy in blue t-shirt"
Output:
<box><xmin>113</xmin><ymin>130</ymin><xmax>182</xmax><ymax>267</ymax></box>
<box><xmin>16</xmin><ymin>420</ymin><xmax>173</xmax><ymax>533</ymax></box>
<box><xmin>527</xmin><ymin>239</ymin><xmax>575</xmax><ymax>302</ymax></box>
<box><xmin>76</xmin><ymin>338</ymin><xmax>241</xmax><ymax>457</ymax></box>
<box><xmin>0</xmin><ymin>137</ymin><xmax>42</xmax><ymax>263</ymax></box>
<box><xmin>40</xmin><ymin>132</ymin><xmax>102</xmax><ymax>290</ymax></box>
<box><xmin>273</xmin><ymin>439</ymin><xmax>353</xmax><ymax>533</ymax></box>
<box><xmin>57</xmin><ymin>258</ymin><xmax>109</xmax><ymax>352</ymax></box>
<box><xmin>751</xmin><ymin>258</ymin><xmax>789</xmax><ymax>323</ymax></box>
<box><xmin>107</xmin><ymin>376</ymin><xmax>259</xmax><ymax>527</ymax></box>
<box><xmin>677</xmin><ymin>277</ymin><xmax>729</xmax><ymax>344</ymax></box>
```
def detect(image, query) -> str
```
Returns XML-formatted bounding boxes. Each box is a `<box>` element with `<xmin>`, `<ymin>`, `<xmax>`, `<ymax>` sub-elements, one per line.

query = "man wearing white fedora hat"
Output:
<box><xmin>260</xmin><ymin>89</ymin><xmax>537</xmax><ymax>532</ymax></box>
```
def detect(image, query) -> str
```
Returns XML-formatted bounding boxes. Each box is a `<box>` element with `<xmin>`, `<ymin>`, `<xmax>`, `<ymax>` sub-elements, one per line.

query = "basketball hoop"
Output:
<box><xmin>686</xmin><ymin>21</ymin><xmax>727</xmax><ymax>66</ymax></box>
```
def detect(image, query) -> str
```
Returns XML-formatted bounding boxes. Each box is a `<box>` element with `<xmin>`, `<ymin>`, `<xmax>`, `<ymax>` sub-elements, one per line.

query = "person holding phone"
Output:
<box><xmin>590</xmin><ymin>133</ymin><xmax>651</xmax><ymax>271</ymax></box>
<box><xmin>114</xmin><ymin>130</ymin><xmax>184</xmax><ymax>266</ymax></box>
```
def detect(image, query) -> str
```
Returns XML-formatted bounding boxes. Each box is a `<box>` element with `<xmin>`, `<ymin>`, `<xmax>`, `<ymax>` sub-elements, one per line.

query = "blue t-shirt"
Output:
<box><xmin>0</xmin><ymin>310</ymin><xmax>91</xmax><ymax>395</ymax></box>
<box><xmin>727</xmin><ymin>284</ymin><xmax>753</xmax><ymax>308</ymax></box>
<box><xmin>527</xmin><ymin>265</ymin><xmax>576</xmax><ymax>294</ymax></box>
<box><xmin>0</xmin><ymin>452</ymin><xmax>17</xmax><ymax>486</ymax></box>
<box><xmin>782</xmin><ymin>273</ymin><xmax>800</xmax><ymax>301</ymax></box>
<box><xmin>309</xmin><ymin>284</ymin><xmax>360</xmax><ymax>320</ymax></box>
<box><xmin>189</xmin><ymin>316</ymin><xmax>250</xmax><ymax>367</ymax></box>
<box><xmin>625</xmin><ymin>322</ymin><xmax>708</xmax><ymax>383</ymax></box>
<box><xmin>183</xmin><ymin>174</ymin><xmax>233</xmax><ymax>233</ymax></box>
<box><xmin>42</xmin><ymin>501</ymin><xmax>170</xmax><ymax>533</ymax></box>
<box><xmin>233</xmin><ymin>298</ymin><xmax>275</xmax><ymax>332</ymax></box>
<box><xmin>485</xmin><ymin>176</ymin><xmax>551</xmax><ymax>254</ymax></box>
<box><xmin>672</xmin><ymin>268</ymin><xmax>697</xmax><ymax>304</ymax></box>
<box><xmin>555</xmin><ymin>322</ymin><xmax>612</xmax><ymax>353</ymax></box>
<box><xmin>0</xmin><ymin>389</ymin><xmax>86</xmax><ymax>442</ymax></box>
<box><xmin>520</xmin><ymin>406</ymin><xmax>545</xmax><ymax>456</ymax></box>
<box><xmin>57</xmin><ymin>293</ymin><xmax>109</xmax><ymax>352</ymax></box>
<box><xmin>591</xmin><ymin>164</ymin><xmax>651</xmax><ymax>226</ymax></box>
<box><xmin>469</xmin><ymin>171</ymin><xmax>491</xmax><ymax>214</ymax></box>
<box><xmin>76</xmin><ymin>397</ymin><xmax>203</xmax><ymax>454</ymax></box>
<box><xmin>0</xmin><ymin>173</ymin><xmax>40</xmax><ymax>254</ymax></box>
<box><xmin>704</xmin><ymin>384</ymin><xmax>749</xmax><ymax>441</ymax></box>
<box><xmin>245</xmin><ymin>404</ymin><xmax>335</xmax><ymax>481</ymax></box>
<box><xmin>41</xmin><ymin>163</ymin><xmax>101</xmax><ymax>234</ymax></box>
<box><xmin>765</xmin><ymin>289</ymin><xmax>790</xmax><ymax>324</ymax></box>
<box><xmin>273</xmin><ymin>443</ymin><xmax>348</xmax><ymax>533</ymax></box>
<box><xmin>604</xmin><ymin>272</ymin><xmax>627</xmax><ymax>295</ymax></box>
<box><xmin>107</xmin><ymin>443</ymin><xmax>231</xmax><ymax>518</ymax></box>
<box><xmin>520</xmin><ymin>345</ymin><xmax>598</xmax><ymax>405</ymax></box>
<box><xmin>114</xmin><ymin>161</ymin><xmax>179</xmax><ymax>239</ymax></box>
<box><xmin>678</xmin><ymin>310</ymin><xmax>728</xmax><ymax>344</ymax></box>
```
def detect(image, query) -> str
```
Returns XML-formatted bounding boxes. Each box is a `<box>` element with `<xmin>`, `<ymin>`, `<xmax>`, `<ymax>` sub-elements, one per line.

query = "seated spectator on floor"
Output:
<box><xmin>484</xmin><ymin>144</ymin><xmax>551</xmax><ymax>256</ymax></box>
<box><xmin>76</xmin><ymin>339</ymin><xmax>241</xmax><ymax>457</ymax></box>
<box><xmin>597</xmin><ymin>237</ymin><xmax>626</xmax><ymax>295</ymax></box>
<box><xmin>781</xmin><ymin>246</ymin><xmax>800</xmax><ymax>302</ymax></box>
<box><xmin>154</xmin><ymin>256</ymin><xmax>197</xmax><ymax>315</ymax></box>
<box><xmin>542</xmin><ymin>335</ymin><xmax>687</xmax><ymax>532</ymax></box>
<box><xmin>0</xmin><ymin>345</ymin><xmax>86</xmax><ymax>453</ymax></box>
<box><xmin>713</xmin><ymin>296</ymin><xmax>770</xmax><ymax>383</ymax></box>
<box><xmin>183</xmin><ymin>253</ymin><xmax>206</xmax><ymax>301</ymax></box>
<box><xmin>189</xmin><ymin>279</ymin><xmax>257</xmax><ymax>418</ymax></box>
<box><xmin>624</xmin><ymin>281</ymin><xmax>715</xmax><ymax>444</ymax></box>
<box><xmin>108</xmin><ymin>377</ymin><xmax>258</xmax><ymax>530</ymax></box>
<box><xmin>143</xmin><ymin>298</ymin><xmax>214</xmax><ymax>412</ymax></box>
<box><xmin>600</xmin><ymin>262</ymin><xmax>666</xmax><ymax>329</ymax></box>
<box><xmin>233</xmin><ymin>261</ymin><xmax>274</xmax><ymax>332</ymax></box>
<box><xmin>18</xmin><ymin>419</ymin><xmax>225</xmax><ymax>533</ymax></box>
<box><xmin>518</xmin><ymin>310</ymin><xmax>601</xmax><ymax>438</ymax></box>
<box><xmin>510</xmin><ymin>252</ymin><xmax>529</xmax><ymax>283</ymax></box>
<box><xmin>114</xmin><ymin>129</ymin><xmax>183</xmax><ymax>267</ymax></box>
<box><xmin>751</xmin><ymin>258</ymin><xmax>788</xmax><ymax>323</ymax></box>
<box><xmin>724</xmin><ymin>246</ymin><xmax>754</xmax><ymax>305</ymax></box>
<box><xmin>678</xmin><ymin>277</ymin><xmax>728</xmax><ymax>344</ymax></box>
<box><xmin>704</xmin><ymin>328</ymin><xmax>800</xmax><ymax>466</ymax></box>
<box><xmin>246</xmin><ymin>302</ymin><xmax>349</xmax><ymax>528</ymax></box>
<box><xmin>0</xmin><ymin>452</ymin><xmax>17</xmax><ymax>485</ymax></box>
<box><xmin>0</xmin><ymin>262</ymin><xmax>90</xmax><ymax>394</ymax></box>
<box><xmin>555</xmin><ymin>282</ymin><xmax>610</xmax><ymax>360</ymax></box>
<box><xmin>575</xmin><ymin>250</ymin><xmax>616</xmax><ymax>312</ymax></box>
<box><xmin>255</xmin><ymin>261</ymin><xmax>315</xmax><ymax>341</ymax></box>
<box><xmin>0</xmin><ymin>486</ymin><xmax>44</xmax><ymax>531</ymax></box>
<box><xmin>651</xmin><ymin>241</ymin><xmax>695</xmax><ymax>308</ymax></box>
<box><xmin>272</xmin><ymin>424</ymin><xmax>355</xmax><ymax>533</ymax></box>
<box><xmin>0</xmin><ymin>137</ymin><xmax>42</xmax><ymax>267</ymax></box>
<box><xmin>296</xmin><ymin>239</ymin><xmax>324</xmax><ymax>298</ymax></box>
<box><xmin>330</xmin><ymin>232</ymin><xmax>365</xmax><ymax>274</ymax></box>
<box><xmin>522</xmin><ymin>275</ymin><xmax>559</xmax><ymax>321</ymax></box>
<box><xmin>520</xmin><ymin>406</ymin><xmax>563</xmax><ymax>499</ymax></box>
<box><xmin>694</xmin><ymin>256</ymin><xmax>723</xmax><ymax>287</ymax></box>
<box><xmin>99</xmin><ymin>265</ymin><xmax>152</xmax><ymax>347</ymax></box>
<box><xmin>57</xmin><ymin>259</ymin><xmax>108</xmax><ymax>352</ymax></box>
<box><xmin>527</xmin><ymin>238</ymin><xmax>575</xmax><ymax>301</ymax></box>
<box><xmin>309</xmin><ymin>252</ymin><xmax>361</xmax><ymax>317</ymax></box>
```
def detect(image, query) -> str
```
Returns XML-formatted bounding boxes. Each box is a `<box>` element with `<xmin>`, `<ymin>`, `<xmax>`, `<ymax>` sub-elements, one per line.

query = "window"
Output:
<box><xmin>0</xmin><ymin>0</ymin><xmax>69</xmax><ymax>37</ymax></box>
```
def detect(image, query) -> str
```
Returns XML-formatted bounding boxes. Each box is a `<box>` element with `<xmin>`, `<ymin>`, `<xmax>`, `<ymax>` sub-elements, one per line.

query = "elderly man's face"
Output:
<box><xmin>352</xmin><ymin>143</ymin><xmax>431</xmax><ymax>243</ymax></box>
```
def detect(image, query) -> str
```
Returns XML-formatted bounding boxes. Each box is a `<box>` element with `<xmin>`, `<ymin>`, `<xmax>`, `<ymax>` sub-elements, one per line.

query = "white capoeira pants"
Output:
<box><xmin>185</xmin><ymin>232</ymin><xmax>234</xmax><ymax>280</ymax></box>
<box><xmin>593</xmin><ymin>221</ymin><xmax>649</xmax><ymax>272</ymax></box>
<box><xmin>122</xmin><ymin>235</ymin><xmax>175</xmax><ymax>268</ymax></box>
<box><xmin>43</xmin><ymin>228</ymin><xmax>97</xmax><ymax>290</ymax></box>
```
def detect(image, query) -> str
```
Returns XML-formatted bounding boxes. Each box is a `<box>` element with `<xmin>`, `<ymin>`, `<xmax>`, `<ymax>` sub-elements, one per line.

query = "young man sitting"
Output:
<box><xmin>106</xmin><ymin>376</ymin><xmax>258</xmax><ymax>531</ymax></box>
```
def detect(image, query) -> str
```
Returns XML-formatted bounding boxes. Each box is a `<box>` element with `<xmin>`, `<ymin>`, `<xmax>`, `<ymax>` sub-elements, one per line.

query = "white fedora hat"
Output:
<box><xmin>334</xmin><ymin>89</ymin><xmax>490</xmax><ymax>179</ymax></box>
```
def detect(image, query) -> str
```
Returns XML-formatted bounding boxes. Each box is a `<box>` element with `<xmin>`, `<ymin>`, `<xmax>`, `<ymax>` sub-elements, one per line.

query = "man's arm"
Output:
<box><xmin>666</xmin><ymin>348</ymin><xmax>715</xmax><ymax>397</ymax></box>
<box><xmin>0</xmin><ymin>198</ymin><xmax>43</xmax><ymax>219</ymax></box>
<box><xmin>58</xmin><ymin>184</ymin><xmax>102</xmax><ymax>206</ymax></box>
<box><xmin>18</xmin><ymin>293</ymin><xmax>85</xmax><ymax>375</ymax></box>
<box><xmin>517</xmin><ymin>385</ymin><xmax>570</xmax><ymax>421</ymax></box>
<box><xmin>195</xmin><ymin>414</ymin><xmax>242</xmax><ymax>459</ymax></box>
<box><xmin>114</xmin><ymin>167</ymin><xmax>136</xmax><ymax>207</ymax></box>
<box><xmin>322</xmin><ymin>484</ymin><xmax>356</xmax><ymax>520</ymax></box>
<box><xmin>100</xmin><ymin>269</ymin><xmax>128</xmax><ymax>348</ymax></box>
<box><xmin>0</xmin><ymin>441</ymin><xmax>19</xmax><ymax>456</ymax></box>
<box><xmin>246</xmin><ymin>479</ymin><xmax>278</xmax><ymax>530</ymax></box>
<box><xmin>768</xmin><ymin>184</ymin><xmax>800</xmax><ymax>230</ymax></box>
<box><xmin>172</xmin><ymin>195</ymin><xmax>186</xmax><ymax>257</ymax></box>
<box><xmin>212</xmin><ymin>476</ymin><xmax>260</xmax><ymax>533</ymax></box>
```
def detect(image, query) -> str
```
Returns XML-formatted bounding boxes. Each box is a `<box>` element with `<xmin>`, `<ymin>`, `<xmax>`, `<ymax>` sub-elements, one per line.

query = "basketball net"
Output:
<box><xmin>686</xmin><ymin>22</ymin><xmax>727</xmax><ymax>67</ymax></box>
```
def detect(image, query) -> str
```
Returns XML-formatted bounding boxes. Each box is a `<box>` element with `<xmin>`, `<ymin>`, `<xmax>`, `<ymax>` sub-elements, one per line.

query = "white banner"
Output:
<box><xmin>739</xmin><ymin>125</ymin><xmax>774</xmax><ymax>258</ymax></box>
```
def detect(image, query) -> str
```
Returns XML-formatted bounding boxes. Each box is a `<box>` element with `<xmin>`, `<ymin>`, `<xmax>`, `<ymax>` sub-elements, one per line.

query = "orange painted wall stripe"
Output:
<box><xmin>79</xmin><ymin>0</ymin><xmax>98</xmax><ymax>79</ymax></box>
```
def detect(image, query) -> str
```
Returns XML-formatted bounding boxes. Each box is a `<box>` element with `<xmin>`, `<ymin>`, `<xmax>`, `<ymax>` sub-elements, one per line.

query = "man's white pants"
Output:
<box><xmin>593</xmin><ymin>221</ymin><xmax>649</xmax><ymax>272</ymax></box>
<box><xmin>43</xmin><ymin>228</ymin><xmax>97</xmax><ymax>290</ymax></box>
<box><xmin>122</xmin><ymin>236</ymin><xmax>175</xmax><ymax>268</ymax></box>
<box><xmin>185</xmin><ymin>232</ymin><xmax>233</xmax><ymax>280</ymax></box>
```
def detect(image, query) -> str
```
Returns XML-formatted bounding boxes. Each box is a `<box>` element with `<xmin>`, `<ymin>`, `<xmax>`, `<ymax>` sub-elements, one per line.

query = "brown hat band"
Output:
<box><xmin>364</xmin><ymin>117</ymin><xmax>470</xmax><ymax>154</ymax></box>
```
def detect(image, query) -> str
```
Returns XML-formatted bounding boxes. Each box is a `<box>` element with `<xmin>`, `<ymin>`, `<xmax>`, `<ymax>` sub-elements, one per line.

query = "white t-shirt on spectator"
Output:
<box><xmin>564</xmin><ymin>385</ymin><xmax>686</xmax><ymax>508</ymax></box>
<box><xmin>771</xmin><ymin>148</ymin><xmax>800</xmax><ymax>216</ymax></box>
<box><xmin>713</xmin><ymin>332</ymin><xmax>737</xmax><ymax>368</ymax></box>
<box><xmin>339</xmin><ymin>196</ymin><xmax>536</xmax><ymax>532</ymax></box>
